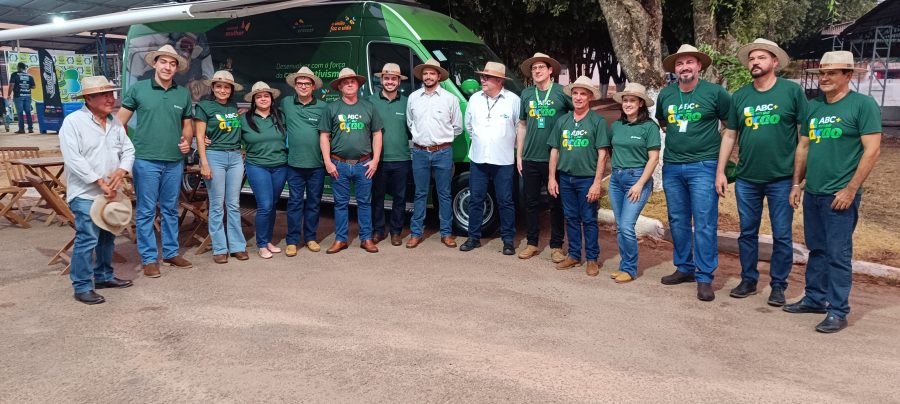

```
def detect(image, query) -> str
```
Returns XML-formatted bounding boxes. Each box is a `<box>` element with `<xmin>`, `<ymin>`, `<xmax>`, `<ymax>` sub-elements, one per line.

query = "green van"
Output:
<box><xmin>122</xmin><ymin>0</ymin><xmax>524</xmax><ymax>236</ymax></box>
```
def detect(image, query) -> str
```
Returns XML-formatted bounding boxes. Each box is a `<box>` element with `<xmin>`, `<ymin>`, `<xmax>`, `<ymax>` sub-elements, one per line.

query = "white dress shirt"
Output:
<box><xmin>59</xmin><ymin>107</ymin><xmax>135</xmax><ymax>202</ymax></box>
<box><xmin>465</xmin><ymin>88</ymin><xmax>520</xmax><ymax>165</ymax></box>
<box><xmin>406</xmin><ymin>86</ymin><xmax>463</xmax><ymax>147</ymax></box>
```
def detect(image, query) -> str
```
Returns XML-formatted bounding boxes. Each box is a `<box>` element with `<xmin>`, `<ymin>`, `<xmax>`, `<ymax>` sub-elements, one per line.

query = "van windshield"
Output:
<box><xmin>421</xmin><ymin>40</ymin><xmax>524</xmax><ymax>96</ymax></box>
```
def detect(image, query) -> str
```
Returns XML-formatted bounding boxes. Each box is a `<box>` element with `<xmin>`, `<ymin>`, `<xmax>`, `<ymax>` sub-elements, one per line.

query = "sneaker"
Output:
<box><xmin>660</xmin><ymin>270</ymin><xmax>695</xmax><ymax>285</ymax></box>
<box><xmin>258</xmin><ymin>248</ymin><xmax>273</xmax><ymax>259</ymax></box>
<box><xmin>285</xmin><ymin>244</ymin><xmax>298</xmax><ymax>257</ymax></box>
<box><xmin>729</xmin><ymin>280</ymin><xmax>758</xmax><ymax>298</ymax></box>
<box><xmin>306</xmin><ymin>240</ymin><xmax>321</xmax><ymax>252</ymax></box>
<box><xmin>518</xmin><ymin>245</ymin><xmax>539</xmax><ymax>259</ymax></box>
<box><xmin>556</xmin><ymin>257</ymin><xmax>582</xmax><ymax>270</ymax></box>
<box><xmin>550</xmin><ymin>248</ymin><xmax>566</xmax><ymax>263</ymax></box>
<box><xmin>767</xmin><ymin>286</ymin><xmax>786</xmax><ymax>307</ymax></box>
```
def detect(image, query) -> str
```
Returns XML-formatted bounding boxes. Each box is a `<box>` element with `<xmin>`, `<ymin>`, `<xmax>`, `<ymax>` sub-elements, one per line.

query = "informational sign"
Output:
<box><xmin>36</xmin><ymin>48</ymin><xmax>63</xmax><ymax>124</ymax></box>
<box><xmin>5</xmin><ymin>51</ymin><xmax>95</xmax><ymax>103</ymax></box>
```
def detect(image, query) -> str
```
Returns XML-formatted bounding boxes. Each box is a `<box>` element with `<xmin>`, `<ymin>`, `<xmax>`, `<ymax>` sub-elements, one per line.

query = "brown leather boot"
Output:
<box><xmin>143</xmin><ymin>263</ymin><xmax>161</xmax><ymax>278</ymax></box>
<box><xmin>441</xmin><ymin>236</ymin><xmax>457</xmax><ymax>248</ymax></box>
<box><xmin>213</xmin><ymin>254</ymin><xmax>228</xmax><ymax>264</ymax></box>
<box><xmin>326</xmin><ymin>241</ymin><xmax>348</xmax><ymax>254</ymax></box>
<box><xmin>360</xmin><ymin>239</ymin><xmax>379</xmax><ymax>253</ymax></box>
<box><xmin>406</xmin><ymin>236</ymin><xmax>423</xmax><ymax>249</ymax></box>
<box><xmin>390</xmin><ymin>234</ymin><xmax>403</xmax><ymax>246</ymax></box>
<box><xmin>586</xmin><ymin>261</ymin><xmax>599</xmax><ymax>277</ymax></box>
<box><xmin>230</xmin><ymin>251</ymin><xmax>249</xmax><ymax>260</ymax></box>
<box><xmin>163</xmin><ymin>256</ymin><xmax>193</xmax><ymax>268</ymax></box>
<box><xmin>556</xmin><ymin>257</ymin><xmax>582</xmax><ymax>270</ymax></box>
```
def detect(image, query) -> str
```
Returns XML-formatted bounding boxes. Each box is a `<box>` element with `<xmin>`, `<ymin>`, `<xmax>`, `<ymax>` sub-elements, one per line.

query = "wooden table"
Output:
<box><xmin>10</xmin><ymin>157</ymin><xmax>66</xmax><ymax>194</ymax></box>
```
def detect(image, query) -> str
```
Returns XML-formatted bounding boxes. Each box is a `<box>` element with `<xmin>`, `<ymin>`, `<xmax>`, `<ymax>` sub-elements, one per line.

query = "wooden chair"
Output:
<box><xmin>0</xmin><ymin>186</ymin><xmax>30</xmax><ymax>228</ymax></box>
<box><xmin>0</xmin><ymin>146</ymin><xmax>55</xmax><ymax>224</ymax></box>
<box><xmin>25</xmin><ymin>174</ymin><xmax>76</xmax><ymax>274</ymax></box>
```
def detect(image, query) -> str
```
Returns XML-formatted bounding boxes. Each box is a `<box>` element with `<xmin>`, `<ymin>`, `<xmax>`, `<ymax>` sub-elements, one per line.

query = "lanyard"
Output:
<box><xmin>678</xmin><ymin>80</ymin><xmax>699</xmax><ymax>110</ymax></box>
<box><xmin>534</xmin><ymin>84</ymin><xmax>553</xmax><ymax>116</ymax></box>
<box><xmin>485</xmin><ymin>92</ymin><xmax>501</xmax><ymax>119</ymax></box>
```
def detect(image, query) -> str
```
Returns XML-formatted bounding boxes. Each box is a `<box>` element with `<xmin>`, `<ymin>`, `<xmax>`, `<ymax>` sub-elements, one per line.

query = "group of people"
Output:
<box><xmin>57</xmin><ymin>39</ymin><xmax>882</xmax><ymax>334</ymax></box>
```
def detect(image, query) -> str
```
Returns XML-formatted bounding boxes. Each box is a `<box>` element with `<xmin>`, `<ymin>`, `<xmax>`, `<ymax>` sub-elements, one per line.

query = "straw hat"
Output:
<box><xmin>519</xmin><ymin>52</ymin><xmax>562</xmax><ymax>77</ymax></box>
<box><xmin>613</xmin><ymin>82</ymin><xmax>654</xmax><ymax>107</ymax></box>
<box><xmin>74</xmin><ymin>76</ymin><xmax>119</xmax><ymax>98</ymax></box>
<box><xmin>737</xmin><ymin>38</ymin><xmax>790</xmax><ymax>71</ymax></box>
<box><xmin>475</xmin><ymin>61</ymin><xmax>511</xmax><ymax>80</ymax></box>
<box><xmin>413</xmin><ymin>58</ymin><xmax>449</xmax><ymax>81</ymax></box>
<box><xmin>329</xmin><ymin>67</ymin><xmax>367</xmax><ymax>90</ymax></box>
<box><xmin>563</xmin><ymin>76</ymin><xmax>601</xmax><ymax>100</ymax></box>
<box><xmin>203</xmin><ymin>70</ymin><xmax>244</xmax><ymax>92</ymax></box>
<box><xmin>375</xmin><ymin>63</ymin><xmax>408</xmax><ymax>81</ymax></box>
<box><xmin>243</xmin><ymin>81</ymin><xmax>281</xmax><ymax>102</ymax></box>
<box><xmin>805</xmin><ymin>51</ymin><xmax>868</xmax><ymax>73</ymax></box>
<box><xmin>663</xmin><ymin>44</ymin><xmax>712</xmax><ymax>73</ymax></box>
<box><xmin>285</xmin><ymin>66</ymin><xmax>323</xmax><ymax>90</ymax></box>
<box><xmin>90</xmin><ymin>194</ymin><xmax>132</xmax><ymax>235</ymax></box>
<box><xmin>143</xmin><ymin>44</ymin><xmax>189</xmax><ymax>73</ymax></box>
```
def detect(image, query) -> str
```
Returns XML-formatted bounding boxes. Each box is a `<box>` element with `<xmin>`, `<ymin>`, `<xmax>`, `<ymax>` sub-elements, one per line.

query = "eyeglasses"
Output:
<box><xmin>295</xmin><ymin>82</ymin><xmax>314</xmax><ymax>87</ymax></box>
<box><xmin>530</xmin><ymin>65</ymin><xmax>548</xmax><ymax>71</ymax></box>
<box><xmin>478</xmin><ymin>75</ymin><xmax>492</xmax><ymax>82</ymax></box>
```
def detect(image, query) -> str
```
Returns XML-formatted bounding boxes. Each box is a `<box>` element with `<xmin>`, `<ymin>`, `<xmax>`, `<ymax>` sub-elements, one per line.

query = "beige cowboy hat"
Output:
<box><xmin>519</xmin><ymin>52</ymin><xmax>562</xmax><ymax>77</ymax></box>
<box><xmin>563</xmin><ymin>76</ymin><xmax>601</xmax><ymax>100</ymax></box>
<box><xmin>74</xmin><ymin>76</ymin><xmax>120</xmax><ymax>98</ymax></box>
<box><xmin>613</xmin><ymin>82</ymin><xmax>655</xmax><ymax>107</ymax></box>
<box><xmin>476</xmin><ymin>61</ymin><xmax>511</xmax><ymax>80</ymax></box>
<box><xmin>285</xmin><ymin>66</ymin><xmax>323</xmax><ymax>90</ymax></box>
<box><xmin>143</xmin><ymin>44</ymin><xmax>189</xmax><ymax>73</ymax></box>
<box><xmin>329</xmin><ymin>67</ymin><xmax>367</xmax><ymax>90</ymax></box>
<box><xmin>737</xmin><ymin>38</ymin><xmax>790</xmax><ymax>71</ymax></box>
<box><xmin>90</xmin><ymin>194</ymin><xmax>132</xmax><ymax>235</ymax></box>
<box><xmin>375</xmin><ymin>63</ymin><xmax>408</xmax><ymax>81</ymax></box>
<box><xmin>243</xmin><ymin>81</ymin><xmax>281</xmax><ymax>102</ymax></box>
<box><xmin>413</xmin><ymin>58</ymin><xmax>449</xmax><ymax>81</ymax></box>
<box><xmin>663</xmin><ymin>44</ymin><xmax>712</xmax><ymax>73</ymax></box>
<box><xmin>203</xmin><ymin>70</ymin><xmax>244</xmax><ymax>92</ymax></box>
<box><xmin>805</xmin><ymin>51</ymin><xmax>868</xmax><ymax>73</ymax></box>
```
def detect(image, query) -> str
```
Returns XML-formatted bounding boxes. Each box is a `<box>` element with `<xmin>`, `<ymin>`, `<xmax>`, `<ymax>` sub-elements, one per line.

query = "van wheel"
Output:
<box><xmin>450</xmin><ymin>171</ymin><xmax>499</xmax><ymax>237</ymax></box>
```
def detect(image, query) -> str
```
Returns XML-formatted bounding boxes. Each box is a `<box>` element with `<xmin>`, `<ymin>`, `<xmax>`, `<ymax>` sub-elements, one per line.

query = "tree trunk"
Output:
<box><xmin>692</xmin><ymin>0</ymin><xmax>717</xmax><ymax>48</ymax></box>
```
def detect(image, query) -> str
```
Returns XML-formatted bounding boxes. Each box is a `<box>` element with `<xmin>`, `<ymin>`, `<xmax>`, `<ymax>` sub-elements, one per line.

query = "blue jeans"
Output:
<box><xmin>204</xmin><ymin>150</ymin><xmax>246</xmax><ymax>255</ymax></box>
<box><xmin>133</xmin><ymin>159</ymin><xmax>183</xmax><ymax>265</ymax></box>
<box><xmin>13</xmin><ymin>96</ymin><xmax>33</xmax><ymax>131</ymax></box>
<box><xmin>246</xmin><ymin>163</ymin><xmax>287</xmax><ymax>248</ymax></box>
<box><xmin>286</xmin><ymin>166</ymin><xmax>325</xmax><ymax>245</ymax></box>
<box><xmin>372</xmin><ymin>160</ymin><xmax>411</xmax><ymax>236</ymax></box>
<box><xmin>410</xmin><ymin>147</ymin><xmax>454</xmax><ymax>238</ymax></box>
<box><xmin>801</xmin><ymin>191</ymin><xmax>860</xmax><ymax>318</ymax></box>
<box><xmin>662</xmin><ymin>160</ymin><xmax>719</xmax><ymax>283</ymax></box>
<box><xmin>467</xmin><ymin>162</ymin><xmax>515</xmax><ymax>242</ymax></box>
<box><xmin>608</xmin><ymin>168</ymin><xmax>653</xmax><ymax>277</ymax></box>
<box><xmin>560</xmin><ymin>174</ymin><xmax>599</xmax><ymax>261</ymax></box>
<box><xmin>68</xmin><ymin>198</ymin><xmax>116</xmax><ymax>293</ymax></box>
<box><xmin>331</xmin><ymin>158</ymin><xmax>373</xmax><ymax>242</ymax></box>
<box><xmin>735</xmin><ymin>178</ymin><xmax>794</xmax><ymax>288</ymax></box>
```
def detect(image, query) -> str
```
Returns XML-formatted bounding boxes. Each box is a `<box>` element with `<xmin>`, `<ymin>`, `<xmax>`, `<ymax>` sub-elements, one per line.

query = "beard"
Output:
<box><xmin>677</xmin><ymin>70</ymin><xmax>696</xmax><ymax>84</ymax></box>
<box><xmin>750</xmin><ymin>66</ymin><xmax>770</xmax><ymax>78</ymax></box>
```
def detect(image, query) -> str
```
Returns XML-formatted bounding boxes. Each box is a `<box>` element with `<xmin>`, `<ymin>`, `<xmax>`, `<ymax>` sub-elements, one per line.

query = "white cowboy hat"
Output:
<box><xmin>329</xmin><ymin>67</ymin><xmax>367</xmax><ymax>90</ymax></box>
<box><xmin>375</xmin><ymin>63</ymin><xmax>408</xmax><ymax>81</ymax></box>
<box><xmin>413</xmin><ymin>58</ymin><xmax>449</xmax><ymax>81</ymax></box>
<box><xmin>143</xmin><ymin>44</ymin><xmax>189</xmax><ymax>73</ymax></box>
<box><xmin>203</xmin><ymin>70</ymin><xmax>244</xmax><ymax>92</ymax></box>
<box><xmin>475</xmin><ymin>61</ymin><xmax>511</xmax><ymax>80</ymax></box>
<box><xmin>243</xmin><ymin>81</ymin><xmax>281</xmax><ymax>102</ymax></box>
<box><xmin>285</xmin><ymin>66</ymin><xmax>323</xmax><ymax>90</ymax></box>
<box><xmin>805</xmin><ymin>51</ymin><xmax>868</xmax><ymax>73</ymax></box>
<box><xmin>737</xmin><ymin>38</ymin><xmax>791</xmax><ymax>71</ymax></box>
<box><xmin>74</xmin><ymin>76</ymin><xmax>120</xmax><ymax>98</ymax></box>
<box><xmin>563</xmin><ymin>76</ymin><xmax>601</xmax><ymax>100</ymax></box>
<box><xmin>663</xmin><ymin>44</ymin><xmax>712</xmax><ymax>73</ymax></box>
<box><xmin>90</xmin><ymin>194</ymin><xmax>132</xmax><ymax>235</ymax></box>
<box><xmin>613</xmin><ymin>82</ymin><xmax>654</xmax><ymax>107</ymax></box>
<box><xmin>519</xmin><ymin>52</ymin><xmax>562</xmax><ymax>77</ymax></box>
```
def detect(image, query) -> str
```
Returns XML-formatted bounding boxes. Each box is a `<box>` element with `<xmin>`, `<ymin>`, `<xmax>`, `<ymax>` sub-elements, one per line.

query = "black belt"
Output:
<box><xmin>330</xmin><ymin>153</ymin><xmax>372</xmax><ymax>164</ymax></box>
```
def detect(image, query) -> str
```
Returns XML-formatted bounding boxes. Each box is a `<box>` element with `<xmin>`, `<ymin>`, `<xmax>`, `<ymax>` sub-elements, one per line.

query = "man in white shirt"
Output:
<box><xmin>405</xmin><ymin>58</ymin><xmax>463</xmax><ymax>249</ymax></box>
<box><xmin>59</xmin><ymin>76</ymin><xmax>135</xmax><ymax>305</ymax></box>
<box><xmin>460</xmin><ymin>62</ymin><xmax>521</xmax><ymax>255</ymax></box>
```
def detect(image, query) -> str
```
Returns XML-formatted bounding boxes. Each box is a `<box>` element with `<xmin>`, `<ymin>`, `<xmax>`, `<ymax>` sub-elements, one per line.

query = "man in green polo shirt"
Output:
<box><xmin>784</xmin><ymin>51</ymin><xmax>882</xmax><ymax>334</ymax></box>
<box><xmin>116</xmin><ymin>44</ymin><xmax>194</xmax><ymax>278</ymax></box>
<box><xmin>282</xmin><ymin>67</ymin><xmax>328</xmax><ymax>256</ymax></box>
<box><xmin>368</xmin><ymin>63</ymin><xmax>411</xmax><ymax>247</ymax></box>
<box><xmin>717</xmin><ymin>38</ymin><xmax>807</xmax><ymax>306</ymax></box>
<box><xmin>516</xmin><ymin>52</ymin><xmax>571</xmax><ymax>262</ymax></box>
<box><xmin>319</xmin><ymin>68</ymin><xmax>384</xmax><ymax>254</ymax></box>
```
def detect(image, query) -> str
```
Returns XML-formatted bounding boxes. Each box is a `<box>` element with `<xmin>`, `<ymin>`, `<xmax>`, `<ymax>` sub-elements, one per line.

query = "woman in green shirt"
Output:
<box><xmin>240</xmin><ymin>81</ymin><xmax>287</xmax><ymax>259</ymax></box>
<box><xmin>196</xmin><ymin>70</ymin><xmax>247</xmax><ymax>264</ymax></box>
<box><xmin>608</xmin><ymin>83</ymin><xmax>661</xmax><ymax>283</ymax></box>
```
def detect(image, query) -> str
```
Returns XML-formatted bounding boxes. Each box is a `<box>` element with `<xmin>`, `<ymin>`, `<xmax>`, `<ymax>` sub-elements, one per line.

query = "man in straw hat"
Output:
<box><xmin>282</xmin><ymin>66</ymin><xmax>327</xmax><ymax>256</ymax></box>
<box><xmin>655</xmin><ymin>44</ymin><xmax>732</xmax><ymax>302</ymax></box>
<box><xmin>117</xmin><ymin>44</ymin><xmax>195</xmax><ymax>278</ymax></box>
<box><xmin>319</xmin><ymin>67</ymin><xmax>384</xmax><ymax>254</ymax></box>
<box><xmin>716</xmin><ymin>38</ymin><xmax>807</xmax><ymax>306</ymax></box>
<box><xmin>460</xmin><ymin>61</ymin><xmax>521</xmax><ymax>256</ymax></box>
<box><xmin>59</xmin><ymin>75</ymin><xmax>136</xmax><ymax>304</ymax></box>
<box><xmin>516</xmin><ymin>52</ymin><xmax>571</xmax><ymax>262</ymax></box>
<box><xmin>405</xmin><ymin>58</ymin><xmax>462</xmax><ymax>249</ymax></box>
<box><xmin>368</xmin><ymin>63</ymin><xmax>412</xmax><ymax>247</ymax></box>
<box><xmin>784</xmin><ymin>50</ymin><xmax>882</xmax><ymax>333</ymax></box>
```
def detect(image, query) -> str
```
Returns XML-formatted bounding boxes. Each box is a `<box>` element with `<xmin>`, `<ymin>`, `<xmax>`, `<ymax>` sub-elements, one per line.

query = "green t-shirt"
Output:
<box><xmin>655</xmin><ymin>80</ymin><xmax>731</xmax><ymax>163</ymax></box>
<box><xmin>610</xmin><ymin>119</ymin><xmax>661</xmax><ymax>169</ymax></box>
<box><xmin>121</xmin><ymin>78</ymin><xmax>193</xmax><ymax>161</ymax></box>
<box><xmin>548</xmin><ymin>111</ymin><xmax>610</xmax><ymax>177</ymax></box>
<box><xmin>194</xmin><ymin>100</ymin><xmax>241</xmax><ymax>151</ymax></box>
<box><xmin>519</xmin><ymin>83</ymin><xmax>573</xmax><ymax>162</ymax></box>
<box><xmin>239</xmin><ymin>112</ymin><xmax>287</xmax><ymax>167</ymax></box>
<box><xmin>803</xmin><ymin>91</ymin><xmax>881</xmax><ymax>195</ymax></box>
<box><xmin>282</xmin><ymin>95</ymin><xmax>327</xmax><ymax>168</ymax></box>
<box><xmin>368</xmin><ymin>91</ymin><xmax>411</xmax><ymax>162</ymax></box>
<box><xmin>726</xmin><ymin>78</ymin><xmax>807</xmax><ymax>183</ymax></box>
<box><xmin>318</xmin><ymin>98</ymin><xmax>384</xmax><ymax>160</ymax></box>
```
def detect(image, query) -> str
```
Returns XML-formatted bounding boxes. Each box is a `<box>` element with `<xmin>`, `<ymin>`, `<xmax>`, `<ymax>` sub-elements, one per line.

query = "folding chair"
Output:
<box><xmin>0</xmin><ymin>186</ymin><xmax>30</xmax><ymax>228</ymax></box>
<box><xmin>0</xmin><ymin>147</ymin><xmax>55</xmax><ymax>224</ymax></box>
